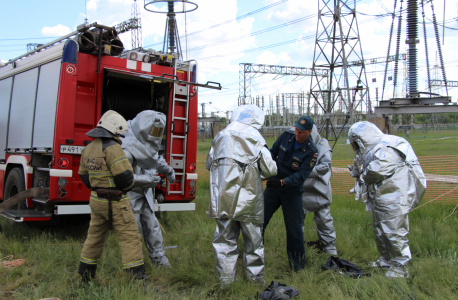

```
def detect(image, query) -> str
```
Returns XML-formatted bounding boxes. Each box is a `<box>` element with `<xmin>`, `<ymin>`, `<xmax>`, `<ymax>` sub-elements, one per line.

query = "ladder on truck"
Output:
<box><xmin>168</xmin><ymin>60</ymin><xmax>194</xmax><ymax>195</ymax></box>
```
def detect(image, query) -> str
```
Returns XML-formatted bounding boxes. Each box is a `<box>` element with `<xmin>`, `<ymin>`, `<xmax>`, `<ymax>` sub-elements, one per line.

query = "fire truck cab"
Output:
<box><xmin>0</xmin><ymin>23</ymin><xmax>220</xmax><ymax>223</ymax></box>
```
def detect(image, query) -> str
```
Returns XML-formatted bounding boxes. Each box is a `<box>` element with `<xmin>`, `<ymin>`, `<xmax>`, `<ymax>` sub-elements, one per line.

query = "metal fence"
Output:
<box><xmin>196</xmin><ymin>154</ymin><xmax>458</xmax><ymax>205</ymax></box>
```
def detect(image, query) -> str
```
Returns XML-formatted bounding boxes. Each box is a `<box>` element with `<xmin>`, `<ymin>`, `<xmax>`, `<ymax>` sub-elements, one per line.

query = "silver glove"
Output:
<box><xmin>348</xmin><ymin>160</ymin><xmax>361</xmax><ymax>178</ymax></box>
<box><xmin>165</xmin><ymin>166</ymin><xmax>175</xmax><ymax>184</ymax></box>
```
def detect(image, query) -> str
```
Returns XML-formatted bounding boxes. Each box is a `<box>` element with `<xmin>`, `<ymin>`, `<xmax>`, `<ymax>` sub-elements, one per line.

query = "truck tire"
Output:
<box><xmin>4</xmin><ymin>167</ymin><xmax>26</xmax><ymax>209</ymax></box>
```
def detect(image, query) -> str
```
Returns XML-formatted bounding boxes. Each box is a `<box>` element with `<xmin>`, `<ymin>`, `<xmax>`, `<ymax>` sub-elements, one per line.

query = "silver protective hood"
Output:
<box><xmin>121</xmin><ymin>110</ymin><xmax>166</xmax><ymax>170</ymax></box>
<box><xmin>302</xmin><ymin>125</ymin><xmax>332</xmax><ymax>211</ymax></box>
<box><xmin>348</xmin><ymin>121</ymin><xmax>384</xmax><ymax>151</ymax></box>
<box><xmin>309</xmin><ymin>125</ymin><xmax>322</xmax><ymax>146</ymax></box>
<box><xmin>206</xmin><ymin>105</ymin><xmax>277</xmax><ymax>222</ymax></box>
<box><xmin>211</xmin><ymin>105</ymin><xmax>266</xmax><ymax>164</ymax></box>
<box><xmin>230</xmin><ymin>104</ymin><xmax>264</xmax><ymax>130</ymax></box>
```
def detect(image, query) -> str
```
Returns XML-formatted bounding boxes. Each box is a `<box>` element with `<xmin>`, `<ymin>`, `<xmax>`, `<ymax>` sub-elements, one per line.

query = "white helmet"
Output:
<box><xmin>97</xmin><ymin>110</ymin><xmax>128</xmax><ymax>136</ymax></box>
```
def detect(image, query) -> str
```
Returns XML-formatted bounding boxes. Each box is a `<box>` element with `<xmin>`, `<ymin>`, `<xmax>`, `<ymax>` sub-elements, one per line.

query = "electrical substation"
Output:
<box><xmin>235</xmin><ymin>0</ymin><xmax>458</xmax><ymax>147</ymax></box>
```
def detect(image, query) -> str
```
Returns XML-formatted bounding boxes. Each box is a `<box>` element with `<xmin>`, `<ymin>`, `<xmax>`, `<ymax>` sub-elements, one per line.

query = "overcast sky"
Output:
<box><xmin>1</xmin><ymin>0</ymin><xmax>457</xmax><ymax>117</ymax></box>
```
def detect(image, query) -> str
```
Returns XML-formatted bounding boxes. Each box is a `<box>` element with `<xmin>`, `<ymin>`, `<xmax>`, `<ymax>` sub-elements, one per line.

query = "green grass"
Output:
<box><xmin>199</xmin><ymin>129</ymin><xmax>458</xmax><ymax>160</ymax></box>
<box><xmin>1</xmin><ymin>179</ymin><xmax>458</xmax><ymax>299</ymax></box>
<box><xmin>1</xmin><ymin>130</ymin><xmax>457</xmax><ymax>299</ymax></box>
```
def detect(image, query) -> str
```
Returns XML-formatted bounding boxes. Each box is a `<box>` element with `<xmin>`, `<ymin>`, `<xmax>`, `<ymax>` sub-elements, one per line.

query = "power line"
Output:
<box><xmin>187</xmin><ymin>14</ymin><xmax>317</xmax><ymax>52</ymax></box>
<box><xmin>0</xmin><ymin>44</ymin><xmax>34</xmax><ymax>47</ymax></box>
<box><xmin>0</xmin><ymin>37</ymin><xmax>59</xmax><ymax>41</ymax></box>
<box><xmin>376</xmin><ymin>0</ymin><xmax>392</xmax><ymax>14</ymax></box>
<box><xmin>143</xmin><ymin>0</ymin><xmax>289</xmax><ymax>48</ymax></box>
<box><xmin>195</xmin><ymin>14</ymin><xmax>387</xmax><ymax>60</ymax></box>
<box><xmin>1</xmin><ymin>48</ymin><xmax>30</xmax><ymax>53</ymax></box>
<box><xmin>200</xmin><ymin>75</ymin><xmax>303</xmax><ymax>97</ymax></box>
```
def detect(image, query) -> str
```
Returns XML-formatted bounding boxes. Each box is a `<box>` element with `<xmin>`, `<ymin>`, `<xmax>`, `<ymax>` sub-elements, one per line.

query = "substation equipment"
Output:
<box><xmin>241</xmin><ymin>0</ymin><xmax>458</xmax><ymax>147</ymax></box>
<box><xmin>374</xmin><ymin>0</ymin><xmax>458</xmax><ymax>118</ymax></box>
<box><xmin>0</xmin><ymin>0</ymin><xmax>221</xmax><ymax>224</ymax></box>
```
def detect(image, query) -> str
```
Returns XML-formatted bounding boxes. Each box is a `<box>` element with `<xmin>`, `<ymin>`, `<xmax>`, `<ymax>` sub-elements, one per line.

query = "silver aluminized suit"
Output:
<box><xmin>302</xmin><ymin>125</ymin><xmax>337</xmax><ymax>256</ymax></box>
<box><xmin>348</xmin><ymin>121</ymin><xmax>426</xmax><ymax>276</ymax></box>
<box><xmin>206</xmin><ymin>105</ymin><xmax>277</xmax><ymax>286</ymax></box>
<box><xmin>121</xmin><ymin>110</ymin><xmax>176</xmax><ymax>268</ymax></box>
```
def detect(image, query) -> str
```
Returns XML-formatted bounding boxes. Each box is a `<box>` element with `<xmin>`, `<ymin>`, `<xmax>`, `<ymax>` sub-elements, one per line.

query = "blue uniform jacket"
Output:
<box><xmin>270</xmin><ymin>129</ymin><xmax>319</xmax><ymax>192</ymax></box>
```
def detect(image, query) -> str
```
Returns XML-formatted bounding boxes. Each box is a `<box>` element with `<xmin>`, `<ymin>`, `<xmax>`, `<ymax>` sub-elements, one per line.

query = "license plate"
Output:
<box><xmin>60</xmin><ymin>145</ymin><xmax>85</xmax><ymax>154</ymax></box>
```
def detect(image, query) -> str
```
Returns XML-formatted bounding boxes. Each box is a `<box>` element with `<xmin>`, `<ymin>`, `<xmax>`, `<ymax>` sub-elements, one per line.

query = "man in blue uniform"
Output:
<box><xmin>263</xmin><ymin>116</ymin><xmax>318</xmax><ymax>271</ymax></box>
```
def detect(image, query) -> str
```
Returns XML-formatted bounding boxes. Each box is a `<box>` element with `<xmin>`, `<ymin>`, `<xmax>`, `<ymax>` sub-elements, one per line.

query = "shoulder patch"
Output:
<box><xmin>307</xmin><ymin>142</ymin><xmax>318</xmax><ymax>153</ymax></box>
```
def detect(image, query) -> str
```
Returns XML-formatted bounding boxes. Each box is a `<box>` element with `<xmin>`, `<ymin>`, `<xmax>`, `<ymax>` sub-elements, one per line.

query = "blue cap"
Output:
<box><xmin>294</xmin><ymin>116</ymin><xmax>314</xmax><ymax>131</ymax></box>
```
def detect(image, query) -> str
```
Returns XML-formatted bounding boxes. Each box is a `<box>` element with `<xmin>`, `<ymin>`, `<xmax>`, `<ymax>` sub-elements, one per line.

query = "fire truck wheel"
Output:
<box><xmin>4</xmin><ymin>167</ymin><xmax>26</xmax><ymax>209</ymax></box>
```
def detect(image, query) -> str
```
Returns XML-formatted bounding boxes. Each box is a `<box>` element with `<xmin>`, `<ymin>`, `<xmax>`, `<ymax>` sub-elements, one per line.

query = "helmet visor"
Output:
<box><xmin>150</xmin><ymin>126</ymin><xmax>164</xmax><ymax>138</ymax></box>
<box><xmin>351</xmin><ymin>141</ymin><xmax>360</xmax><ymax>152</ymax></box>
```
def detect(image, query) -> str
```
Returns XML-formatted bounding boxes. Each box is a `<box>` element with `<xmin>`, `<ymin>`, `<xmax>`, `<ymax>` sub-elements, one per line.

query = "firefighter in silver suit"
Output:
<box><xmin>121</xmin><ymin>110</ymin><xmax>175</xmax><ymax>268</ymax></box>
<box><xmin>348</xmin><ymin>121</ymin><xmax>426</xmax><ymax>278</ymax></box>
<box><xmin>206</xmin><ymin>105</ymin><xmax>277</xmax><ymax>287</ymax></box>
<box><xmin>302</xmin><ymin>125</ymin><xmax>337</xmax><ymax>256</ymax></box>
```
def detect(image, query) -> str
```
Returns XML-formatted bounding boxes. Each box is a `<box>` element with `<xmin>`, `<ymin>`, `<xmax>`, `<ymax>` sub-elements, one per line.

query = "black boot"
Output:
<box><xmin>78</xmin><ymin>261</ymin><xmax>97</xmax><ymax>283</ymax></box>
<box><xmin>126</xmin><ymin>264</ymin><xmax>147</xmax><ymax>280</ymax></box>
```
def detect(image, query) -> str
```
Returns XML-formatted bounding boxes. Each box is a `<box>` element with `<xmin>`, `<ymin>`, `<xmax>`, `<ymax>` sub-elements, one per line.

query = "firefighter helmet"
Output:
<box><xmin>97</xmin><ymin>110</ymin><xmax>128</xmax><ymax>136</ymax></box>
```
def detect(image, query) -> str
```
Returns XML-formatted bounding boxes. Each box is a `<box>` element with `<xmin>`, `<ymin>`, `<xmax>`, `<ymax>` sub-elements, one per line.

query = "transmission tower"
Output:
<box><xmin>131</xmin><ymin>0</ymin><xmax>142</xmax><ymax>49</ymax></box>
<box><xmin>309</xmin><ymin>0</ymin><xmax>370</xmax><ymax>146</ymax></box>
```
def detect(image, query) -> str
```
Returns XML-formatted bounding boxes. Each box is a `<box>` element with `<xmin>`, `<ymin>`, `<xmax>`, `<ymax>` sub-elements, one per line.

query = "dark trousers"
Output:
<box><xmin>263</xmin><ymin>187</ymin><xmax>305</xmax><ymax>271</ymax></box>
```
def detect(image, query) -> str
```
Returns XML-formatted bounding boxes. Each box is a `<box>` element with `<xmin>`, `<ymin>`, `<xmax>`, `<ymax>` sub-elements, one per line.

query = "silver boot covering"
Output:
<box><xmin>206</xmin><ymin>105</ymin><xmax>277</xmax><ymax>285</ymax></box>
<box><xmin>121</xmin><ymin>110</ymin><xmax>176</xmax><ymax>268</ymax></box>
<box><xmin>348</xmin><ymin>121</ymin><xmax>427</xmax><ymax>267</ymax></box>
<box><xmin>302</xmin><ymin>125</ymin><xmax>337</xmax><ymax>256</ymax></box>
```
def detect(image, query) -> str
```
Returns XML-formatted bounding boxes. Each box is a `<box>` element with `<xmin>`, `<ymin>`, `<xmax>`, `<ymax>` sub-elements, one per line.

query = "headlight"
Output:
<box><xmin>57</xmin><ymin>177</ymin><xmax>68</xmax><ymax>187</ymax></box>
<box><xmin>189</xmin><ymin>180</ymin><xmax>196</xmax><ymax>189</ymax></box>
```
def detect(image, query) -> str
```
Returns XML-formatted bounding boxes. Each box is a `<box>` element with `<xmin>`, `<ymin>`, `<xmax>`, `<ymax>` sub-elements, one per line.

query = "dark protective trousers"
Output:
<box><xmin>80</xmin><ymin>192</ymin><xmax>144</xmax><ymax>270</ymax></box>
<box><xmin>263</xmin><ymin>187</ymin><xmax>305</xmax><ymax>271</ymax></box>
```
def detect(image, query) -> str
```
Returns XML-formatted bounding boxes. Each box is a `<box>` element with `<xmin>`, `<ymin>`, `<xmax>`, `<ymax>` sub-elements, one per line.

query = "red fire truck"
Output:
<box><xmin>0</xmin><ymin>23</ymin><xmax>220</xmax><ymax>223</ymax></box>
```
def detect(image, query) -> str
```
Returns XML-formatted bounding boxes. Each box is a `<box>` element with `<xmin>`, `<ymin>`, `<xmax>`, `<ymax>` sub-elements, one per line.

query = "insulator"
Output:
<box><xmin>431</xmin><ymin>1</ymin><xmax>448</xmax><ymax>93</ymax></box>
<box><xmin>392</xmin><ymin>0</ymin><xmax>403</xmax><ymax>97</ymax></box>
<box><xmin>406</xmin><ymin>0</ymin><xmax>418</xmax><ymax>96</ymax></box>
<box><xmin>382</xmin><ymin>0</ymin><xmax>398</xmax><ymax>101</ymax></box>
<box><xmin>421</xmin><ymin>0</ymin><xmax>432</xmax><ymax>93</ymax></box>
